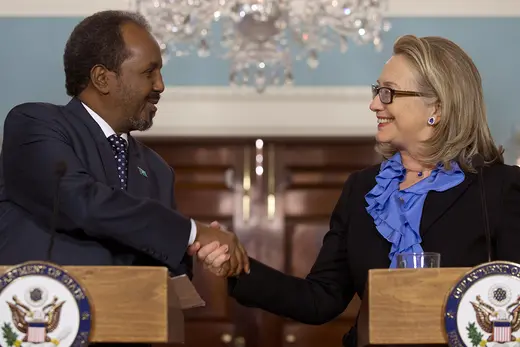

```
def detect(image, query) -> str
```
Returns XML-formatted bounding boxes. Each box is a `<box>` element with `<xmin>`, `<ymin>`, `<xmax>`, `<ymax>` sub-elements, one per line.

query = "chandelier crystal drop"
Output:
<box><xmin>135</xmin><ymin>0</ymin><xmax>391</xmax><ymax>93</ymax></box>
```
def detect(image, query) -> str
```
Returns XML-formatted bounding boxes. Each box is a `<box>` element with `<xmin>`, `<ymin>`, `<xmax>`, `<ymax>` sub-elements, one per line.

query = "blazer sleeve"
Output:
<box><xmin>2</xmin><ymin>104</ymin><xmax>192</xmax><ymax>270</ymax></box>
<box><xmin>226</xmin><ymin>172</ymin><xmax>358</xmax><ymax>325</ymax></box>
<box><xmin>495</xmin><ymin>165</ymin><xmax>520</xmax><ymax>261</ymax></box>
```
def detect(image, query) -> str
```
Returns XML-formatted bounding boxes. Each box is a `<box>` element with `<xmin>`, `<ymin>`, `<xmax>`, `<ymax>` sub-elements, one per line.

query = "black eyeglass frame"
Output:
<box><xmin>371</xmin><ymin>84</ymin><xmax>430</xmax><ymax>105</ymax></box>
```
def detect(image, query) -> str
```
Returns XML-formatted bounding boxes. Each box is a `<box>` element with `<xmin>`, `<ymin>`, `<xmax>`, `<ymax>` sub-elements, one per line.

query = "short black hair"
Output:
<box><xmin>63</xmin><ymin>10</ymin><xmax>151</xmax><ymax>97</ymax></box>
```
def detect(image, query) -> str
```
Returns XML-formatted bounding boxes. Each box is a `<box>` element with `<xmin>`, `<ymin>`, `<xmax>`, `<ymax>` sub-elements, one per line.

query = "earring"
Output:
<box><xmin>427</xmin><ymin>116</ymin><xmax>436</xmax><ymax>125</ymax></box>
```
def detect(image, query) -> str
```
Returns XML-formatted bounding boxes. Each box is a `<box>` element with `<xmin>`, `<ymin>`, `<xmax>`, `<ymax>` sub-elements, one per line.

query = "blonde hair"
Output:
<box><xmin>375</xmin><ymin>35</ymin><xmax>503</xmax><ymax>172</ymax></box>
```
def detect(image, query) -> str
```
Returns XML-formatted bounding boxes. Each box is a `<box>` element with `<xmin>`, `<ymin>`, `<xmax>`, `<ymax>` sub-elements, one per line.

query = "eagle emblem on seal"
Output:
<box><xmin>470</xmin><ymin>284</ymin><xmax>520</xmax><ymax>344</ymax></box>
<box><xmin>7</xmin><ymin>287</ymin><xmax>65</xmax><ymax>344</ymax></box>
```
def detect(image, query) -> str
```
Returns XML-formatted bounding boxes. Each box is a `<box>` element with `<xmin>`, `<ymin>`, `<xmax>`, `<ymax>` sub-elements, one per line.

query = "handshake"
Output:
<box><xmin>188</xmin><ymin>221</ymin><xmax>250</xmax><ymax>277</ymax></box>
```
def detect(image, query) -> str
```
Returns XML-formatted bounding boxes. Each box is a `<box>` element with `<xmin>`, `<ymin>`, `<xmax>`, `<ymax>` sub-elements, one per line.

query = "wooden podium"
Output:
<box><xmin>357</xmin><ymin>268</ymin><xmax>470</xmax><ymax>346</ymax></box>
<box><xmin>0</xmin><ymin>265</ymin><xmax>205</xmax><ymax>344</ymax></box>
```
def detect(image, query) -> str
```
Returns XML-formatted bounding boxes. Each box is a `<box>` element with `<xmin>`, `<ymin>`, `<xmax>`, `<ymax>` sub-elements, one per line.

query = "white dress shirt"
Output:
<box><xmin>81</xmin><ymin>102</ymin><xmax>197</xmax><ymax>246</ymax></box>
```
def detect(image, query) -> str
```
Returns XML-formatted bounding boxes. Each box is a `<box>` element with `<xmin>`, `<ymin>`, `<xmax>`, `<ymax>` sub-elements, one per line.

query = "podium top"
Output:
<box><xmin>0</xmin><ymin>265</ymin><xmax>204</xmax><ymax>344</ymax></box>
<box><xmin>359</xmin><ymin>267</ymin><xmax>469</xmax><ymax>346</ymax></box>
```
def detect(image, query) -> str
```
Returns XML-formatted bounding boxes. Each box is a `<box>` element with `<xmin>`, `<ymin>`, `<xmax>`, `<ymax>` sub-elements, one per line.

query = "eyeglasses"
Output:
<box><xmin>371</xmin><ymin>84</ymin><xmax>430</xmax><ymax>105</ymax></box>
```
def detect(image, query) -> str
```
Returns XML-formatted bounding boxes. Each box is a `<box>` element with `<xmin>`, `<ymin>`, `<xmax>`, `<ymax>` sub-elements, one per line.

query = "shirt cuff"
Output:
<box><xmin>188</xmin><ymin>218</ymin><xmax>197</xmax><ymax>246</ymax></box>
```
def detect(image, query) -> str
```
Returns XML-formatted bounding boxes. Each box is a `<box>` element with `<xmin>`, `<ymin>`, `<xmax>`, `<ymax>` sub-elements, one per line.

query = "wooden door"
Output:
<box><xmin>255</xmin><ymin>139</ymin><xmax>381</xmax><ymax>347</ymax></box>
<box><xmin>145</xmin><ymin>139</ymin><xmax>256</xmax><ymax>347</ymax></box>
<box><xmin>142</xmin><ymin>137</ymin><xmax>381</xmax><ymax>347</ymax></box>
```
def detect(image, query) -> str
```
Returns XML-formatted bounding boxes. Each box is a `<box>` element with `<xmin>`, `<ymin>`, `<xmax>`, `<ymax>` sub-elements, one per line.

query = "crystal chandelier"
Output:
<box><xmin>135</xmin><ymin>0</ymin><xmax>391</xmax><ymax>93</ymax></box>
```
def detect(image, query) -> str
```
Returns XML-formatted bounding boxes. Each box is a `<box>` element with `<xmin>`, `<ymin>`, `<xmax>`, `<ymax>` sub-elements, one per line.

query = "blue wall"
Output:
<box><xmin>0</xmin><ymin>17</ymin><xmax>518</xmax><ymax>154</ymax></box>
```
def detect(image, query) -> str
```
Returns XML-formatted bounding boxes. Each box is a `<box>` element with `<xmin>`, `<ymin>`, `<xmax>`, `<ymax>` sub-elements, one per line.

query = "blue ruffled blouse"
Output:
<box><xmin>365</xmin><ymin>152</ymin><xmax>465</xmax><ymax>268</ymax></box>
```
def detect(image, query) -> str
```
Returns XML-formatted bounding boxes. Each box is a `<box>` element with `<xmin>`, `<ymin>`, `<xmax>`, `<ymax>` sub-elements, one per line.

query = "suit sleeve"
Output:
<box><xmin>226</xmin><ymin>173</ymin><xmax>358</xmax><ymax>325</ymax></box>
<box><xmin>2</xmin><ymin>105</ymin><xmax>191</xmax><ymax>269</ymax></box>
<box><xmin>169</xmin><ymin>166</ymin><xmax>194</xmax><ymax>280</ymax></box>
<box><xmin>495</xmin><ymin>165</ymin><xmax>520</xmax><ymax>261</ymax></box>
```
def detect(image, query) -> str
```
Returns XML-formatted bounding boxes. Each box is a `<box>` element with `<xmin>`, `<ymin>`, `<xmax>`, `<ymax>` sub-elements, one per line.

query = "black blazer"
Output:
<box><xmin>227</xmin><ymin>162</ymin><xmax>520</xmax><ymax>346</ymax></box>
<box><xmin>0</xmin><ymin>98</ymin><xmax>193</xmax><ymax>277</ymax></box>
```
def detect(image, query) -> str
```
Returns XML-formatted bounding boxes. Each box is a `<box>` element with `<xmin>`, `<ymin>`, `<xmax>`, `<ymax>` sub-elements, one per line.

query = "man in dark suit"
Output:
<box><xmin>0</xmin><ymin>10</ymin><xmax>249</xmax><ymax>278</ymax></box>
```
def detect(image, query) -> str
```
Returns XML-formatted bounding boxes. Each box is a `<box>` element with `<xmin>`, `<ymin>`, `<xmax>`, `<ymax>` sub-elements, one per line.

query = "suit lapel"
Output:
<box><xmin>65</xmin><ymin>98</ymin><xmax>120</xmax><ymax>188</ymax></box>
<box><xmin>420</xmin><ymin>172</ymin><xmax>476</xmax><ymax>236</ymax></box>
<box><xmin>65</xmin><ymin>98</ymin><xmax>153</xmax><ymax>197</ymax></box>
<box><xmin>126</xmin><ymin>136</ymin><xmax>152</xmax><ymax>198</ymax></box>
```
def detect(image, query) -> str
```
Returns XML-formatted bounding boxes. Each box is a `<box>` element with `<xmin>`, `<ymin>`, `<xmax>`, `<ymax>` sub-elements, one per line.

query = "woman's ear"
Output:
<box><xmin>432</xmin><ymin>103</ymin><xmax>442</xmax><ymax>123</ymax></box>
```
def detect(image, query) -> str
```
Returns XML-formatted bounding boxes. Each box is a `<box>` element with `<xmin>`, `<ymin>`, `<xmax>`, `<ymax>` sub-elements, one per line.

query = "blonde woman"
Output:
<box><xmin>189</xmin><ymin>35</ymin><xmax>520</xmax><ymax>347</ymax></box>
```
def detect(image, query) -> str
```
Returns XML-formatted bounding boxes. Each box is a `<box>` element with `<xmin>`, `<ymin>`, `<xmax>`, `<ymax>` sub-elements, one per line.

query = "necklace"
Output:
<box><xmin>405</xmin><ymin>169</ymin><xmax>426</xmax><ymax>177</ymax></box>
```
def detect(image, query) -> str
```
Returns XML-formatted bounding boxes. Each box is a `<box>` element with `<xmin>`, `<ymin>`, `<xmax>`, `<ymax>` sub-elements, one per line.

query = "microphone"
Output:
<box><xmin>471</xmin><ymin>154</ymin><xmax>492</xmax><ymax>262</ymax></box>
<box><xmin>46</xmin><ymin>161</ymin><xmax>67</xmax><ymax>261</ymax></box>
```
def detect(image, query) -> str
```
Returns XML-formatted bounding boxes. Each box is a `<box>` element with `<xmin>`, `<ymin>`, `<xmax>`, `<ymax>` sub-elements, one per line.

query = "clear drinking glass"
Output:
<box><xmin>396</xmin><ymin>252</ymin><xmax>441</xmax><ymax>268</ymax></box>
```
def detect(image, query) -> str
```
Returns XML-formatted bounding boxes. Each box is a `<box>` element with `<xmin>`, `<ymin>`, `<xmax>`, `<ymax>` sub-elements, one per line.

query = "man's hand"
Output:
<box><xmin>188</xmin><ymin>221</ymin><xmax>250</xmax><ymax>276</ymax></box>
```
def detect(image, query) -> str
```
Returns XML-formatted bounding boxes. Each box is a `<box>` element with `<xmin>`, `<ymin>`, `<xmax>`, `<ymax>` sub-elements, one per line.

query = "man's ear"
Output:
<box><xmin>90</xmin><ymin>64</ymin><xmax>111</xmax><ymax>94</ymax></box>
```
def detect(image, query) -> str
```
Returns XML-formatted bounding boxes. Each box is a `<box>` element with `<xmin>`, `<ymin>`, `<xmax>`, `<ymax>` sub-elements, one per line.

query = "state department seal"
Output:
<box><xmin>445</xmin><ymin>261</ymin><xmax>520</xmax><ymax>347</ymax></box>
<box><xmin>0</xmin><ymin>262</ymin><xmax>91</xmax><ymax>347</ymax></box>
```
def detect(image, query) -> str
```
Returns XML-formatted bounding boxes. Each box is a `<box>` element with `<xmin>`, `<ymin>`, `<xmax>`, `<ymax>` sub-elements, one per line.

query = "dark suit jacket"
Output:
<box><xmin>227</xmin><ymin>162</ymin><xmax>520</xmax><ymax>346</ymax></box>
<box><xmin>0</xmin><ymin>98</ymin><xmax>193</xmax><ymax>277</ymax></box>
